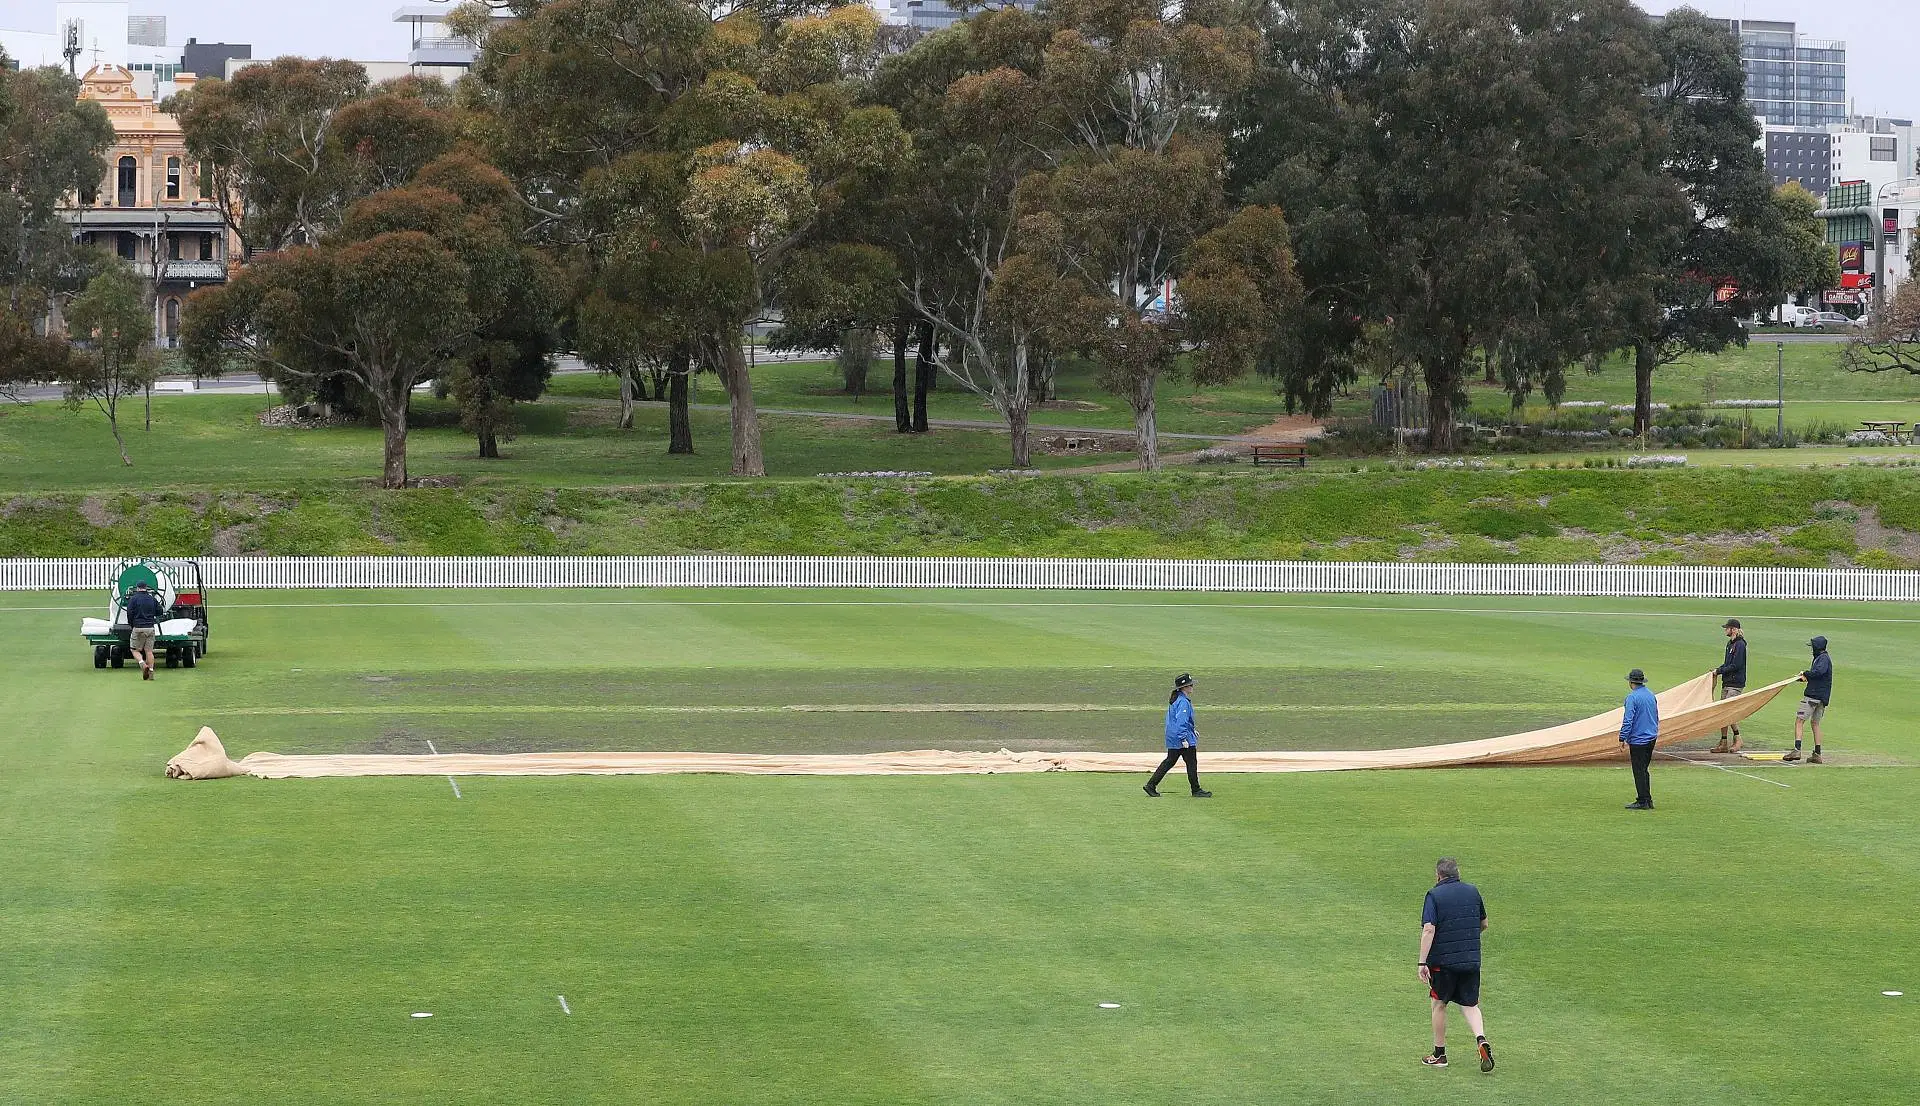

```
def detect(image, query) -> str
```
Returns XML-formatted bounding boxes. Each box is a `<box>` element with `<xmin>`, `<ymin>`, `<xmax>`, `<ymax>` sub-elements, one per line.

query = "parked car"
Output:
<box><xmin>1812</xmin><ymin>311</ymin><xmax>1863</xmax><ymax>329</ymax></box>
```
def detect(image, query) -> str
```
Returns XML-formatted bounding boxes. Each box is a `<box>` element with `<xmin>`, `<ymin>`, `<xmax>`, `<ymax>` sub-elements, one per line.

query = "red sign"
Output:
<box><xmin>1838</xmin><ymin>243</ymin><xmax>1865</xmax><ymax>272</ymax></box>
<box><xmin>1841</xmin><ymin>273</ymin><xmax>1875</xmax><ymax>289</ymax></box>
<box><xmin>1825</xmin><ymin>290</ymin><xmax>1864</xmax><ymax>305</ymax></box>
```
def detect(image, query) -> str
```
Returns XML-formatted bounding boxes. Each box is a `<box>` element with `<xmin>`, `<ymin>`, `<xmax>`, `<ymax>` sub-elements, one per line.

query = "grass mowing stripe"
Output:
<box><xmin>189</xmin><ymin>701</ymin><xmax>1596</xmax><ymax>717</ymax></box>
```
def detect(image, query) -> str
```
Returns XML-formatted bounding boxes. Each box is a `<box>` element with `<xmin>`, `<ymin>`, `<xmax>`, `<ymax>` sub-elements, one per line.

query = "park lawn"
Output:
<box><xmin>0</xmin><ymin>393</ymin><xmax>1112</xmax><ymax>494</ymax></box>
<box><xmin>547</xmin><ymin>357</ymin><xmax>1300</xmax><ymax>437</ymax></box>
<box><xmin>2</xmin><ymin>588</ymin><xmax>1916</xmax><ymax>1104</ymax></box>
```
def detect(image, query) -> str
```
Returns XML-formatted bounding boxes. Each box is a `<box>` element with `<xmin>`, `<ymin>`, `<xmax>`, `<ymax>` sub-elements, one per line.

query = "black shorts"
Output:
<box><xmin>1428</xmin><ymin>965</ymin><xmax>1481</xmax><ymax>1007</ymax></box>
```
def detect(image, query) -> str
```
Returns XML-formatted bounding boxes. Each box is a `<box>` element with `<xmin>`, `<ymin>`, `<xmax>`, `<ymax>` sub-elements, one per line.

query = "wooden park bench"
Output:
<box><xmin>1250</xmin><ymin>444</ymin><xmax>1309</xmax><ymax>467</ymax></box>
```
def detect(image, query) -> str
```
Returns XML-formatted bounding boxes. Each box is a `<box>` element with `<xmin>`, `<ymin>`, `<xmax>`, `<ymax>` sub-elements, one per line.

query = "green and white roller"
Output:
<box><xmin>81</xmin><ymin>558</ymin><xmax>212</xmax><ymax>670</ymax></box>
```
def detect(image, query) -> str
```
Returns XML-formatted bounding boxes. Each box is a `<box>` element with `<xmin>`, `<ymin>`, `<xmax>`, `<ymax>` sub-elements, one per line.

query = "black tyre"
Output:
<box><xmin>164</xmin><ymin>648</ymin><xmax>178</xmax><ymax>669</ymax></box>
<box><xmin>181</xmin><ymin>646</ymin><xmax>196</xmax><ymax>669</ymax></box>
<box><xmin>110</xmin><ymin>647</ymin><xmax>125</xmax><ymax>669</ymax></box>
<box><xmin>94</xmin><ymin>645</ymin><xmax>108</xmax><ymax>669</ymax></box>
<box><xmin>196</xmin><ymin>638</ymin><xmax>207</xmax><ymax>657</ymax></box>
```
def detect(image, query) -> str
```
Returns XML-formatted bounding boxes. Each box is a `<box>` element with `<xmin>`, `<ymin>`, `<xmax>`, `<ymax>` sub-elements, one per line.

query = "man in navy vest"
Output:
<box><xmin>1418</xmin><ymin>857</ymin><xmax>1493</xmax><ymax>1072</ymax></box>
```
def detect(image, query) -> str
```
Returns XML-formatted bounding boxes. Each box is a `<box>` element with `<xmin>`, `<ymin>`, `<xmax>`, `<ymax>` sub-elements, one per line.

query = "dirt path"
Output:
<box><xmin>1239</xmin><ymin>413</ymin><xmax>1326</xmax><ymax>443</ymax></box>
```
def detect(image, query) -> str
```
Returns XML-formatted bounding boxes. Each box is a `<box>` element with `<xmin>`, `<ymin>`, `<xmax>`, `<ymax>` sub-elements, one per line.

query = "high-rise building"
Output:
<box><xmin>1759</xmin><ymin>126</ymin><xmax>1832</xmax><ymax>195</ymax></box>
<box><xmin>885</xmin><ymin>0</ymin><xmax>1039</xmax><ymax>34</ymax></box>
<box><xmin>1710</xmin><ymin>18</ymin><xmax>1846</xmax><ymax>128</ymax></box>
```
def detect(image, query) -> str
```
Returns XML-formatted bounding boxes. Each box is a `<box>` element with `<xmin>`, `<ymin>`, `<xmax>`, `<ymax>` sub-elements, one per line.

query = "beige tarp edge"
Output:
<box><xmin>179</xmin><ymin>672</ymin><xmax>1796</xmax><ymax>780</ymax></box>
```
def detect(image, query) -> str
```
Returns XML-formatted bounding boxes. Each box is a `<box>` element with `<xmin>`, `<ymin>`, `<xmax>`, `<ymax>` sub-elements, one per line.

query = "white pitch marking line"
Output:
<box><xmin>1658</xmin><ymin>749</ymin><xmax>1791</xmax><ymax>788</ymax></box>
<box><xmin>558</xmin><ymin>995</ymin><xmax>571</xmax><ymax>1015</ymax></box>
<box><xmin>427</xmin><ymin>741</ymin><xmax>462</xmax><ymax>798</ymax></box>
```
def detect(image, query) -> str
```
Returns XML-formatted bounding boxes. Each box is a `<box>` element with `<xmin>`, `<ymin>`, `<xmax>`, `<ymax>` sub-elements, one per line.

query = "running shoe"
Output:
<box><xmin>1479</xmin><ymin>1041</ymin><xmax>1495</xmax><ymax>1072</ymax></box>
<box><xmin>1422</xmin><ymin>1054</ymin><xmax>1447</xmax><ymax>1068</ymax></box>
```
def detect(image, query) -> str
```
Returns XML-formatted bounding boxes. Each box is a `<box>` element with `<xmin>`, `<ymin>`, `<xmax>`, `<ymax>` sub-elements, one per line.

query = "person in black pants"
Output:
<box><xmin>1144</xmin><ymin>673</ymin><xmax>1211</xmax><ymax>798</ymax></box>
<box><xmin>1620</xmin><ymin>668</ymin><xmax>1659</xmax><ymax>810</ymax></box>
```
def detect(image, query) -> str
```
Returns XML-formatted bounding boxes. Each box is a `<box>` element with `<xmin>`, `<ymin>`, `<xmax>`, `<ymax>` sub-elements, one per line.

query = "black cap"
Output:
<box><xmin>1723</xmin><ymin>618</ymin><xmax>1741</xmax><ymax>629</ymax></box>
<box><xmin>1810</xmin><ymin>636</ymin><xmax>1827</xmax><ymax>651</ymax></box>
<box><xmin>1627</xmin><ymin>668</ymin><xmax>1646</xmax><ymax>684</ymax></box>
<box><xmin>1173</xmin><ymin>673</ymin><xmax>1194</xmax><ymax>689</ymax></box>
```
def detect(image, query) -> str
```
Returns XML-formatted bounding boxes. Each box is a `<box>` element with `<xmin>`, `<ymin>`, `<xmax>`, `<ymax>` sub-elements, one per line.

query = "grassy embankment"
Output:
<box><xmin>6</xmin><ymin>469</ymin><xmax>1920</xmax><ymax>568</ymax></box>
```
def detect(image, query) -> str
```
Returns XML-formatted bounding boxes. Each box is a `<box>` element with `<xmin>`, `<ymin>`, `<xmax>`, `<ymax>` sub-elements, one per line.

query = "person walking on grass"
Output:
<box><xmin>124</xmin><ymin>581</ymin><xmax>163</xmax><ymax>681</ymax></box>
<box><xmin>1621</xmin><ymin>668</ymin><xmax>1659</xmax><ymax>810</ymax></box>
<box><xmin>1144</xmin><ymin>673</ymin><xmax>1211</xmax><ymax>798</ymax></box>
<box><xmin>1785</xmin><ymin>636</ymin><xmax>1833</xmax><ymax>764</ymax></box>
<box><xmin>1710</xmin><ymin>619</ymin><xmax>1747</xmax><ymax>753</ymax></box>
<box><xmin>1419</xmin><ymin>857</ymin><xmax>1494</xmax><ymax>1072</ymax></box>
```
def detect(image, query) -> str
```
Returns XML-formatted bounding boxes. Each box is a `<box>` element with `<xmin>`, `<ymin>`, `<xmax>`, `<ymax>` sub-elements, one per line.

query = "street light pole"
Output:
<box><xmin>1776</xmin><ymin>342</ymin><xmax>1785</xmax><ymax>442</ymax></box>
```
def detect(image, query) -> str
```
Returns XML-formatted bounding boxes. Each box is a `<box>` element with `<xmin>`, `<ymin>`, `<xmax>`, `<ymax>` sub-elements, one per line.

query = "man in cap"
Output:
<box><xmin>1710</xmin><ymin>619</ymin><xmax>1747</xmax><ymax>753</ymax></box>
<box><xmin>124</xmin><ymin>580</ymin><xmax>164</xmax><ymax>681</ymax></box>
<box><xmin>1786</xmin><ymin>636</ymin><xmax>1832</xmax><ymax>764</ymax></box>
<box><xmin>1620</xmin><ymin>668</ymin><xmax>1659</xmax><ymax>809</ymax></box>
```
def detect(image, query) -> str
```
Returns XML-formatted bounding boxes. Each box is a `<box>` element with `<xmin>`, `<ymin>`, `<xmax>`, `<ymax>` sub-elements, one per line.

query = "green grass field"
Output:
<box><xmin>3</xmin><ymin>587</ymin><xmax>1917</xmax><ymax>1103</ymax></box>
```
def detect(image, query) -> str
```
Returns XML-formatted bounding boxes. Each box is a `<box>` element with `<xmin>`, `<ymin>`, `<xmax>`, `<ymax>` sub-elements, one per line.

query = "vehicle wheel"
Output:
<box><xmin>196</xmin><ymin>638</ymin><xmax>207</xmax><ymax>658</ymax></box>
<box><xmin>110</xmin><ymin>647</ymin><xmax>125</xmax><ymax>669</ymax></box>
<box><xmin>94</xmin><ymin>645</ymin><xmax>108</xmax><ymax>669</ymax></box>
<box><xmin>182</xmin><ymin>646</ymin><xmax>196</xmax><ymax>669</ymax></box>
<box><xmin>165</xmin><ymin>648</ymin><xmax>178</xmax><ymax>669</ymax></box>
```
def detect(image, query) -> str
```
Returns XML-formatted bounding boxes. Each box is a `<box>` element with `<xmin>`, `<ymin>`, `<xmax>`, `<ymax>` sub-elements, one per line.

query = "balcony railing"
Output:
<box><xmin>162</xmin><ymin>259</ymin><xmax>228</xmax><ymax>281</ymax></box>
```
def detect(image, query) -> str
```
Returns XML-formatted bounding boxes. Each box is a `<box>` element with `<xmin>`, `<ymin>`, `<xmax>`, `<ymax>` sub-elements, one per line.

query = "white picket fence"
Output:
<box><xmin>2</xmin><ymin>555</ymin><xmax>1918</xmax><ymax>601</ymax></box>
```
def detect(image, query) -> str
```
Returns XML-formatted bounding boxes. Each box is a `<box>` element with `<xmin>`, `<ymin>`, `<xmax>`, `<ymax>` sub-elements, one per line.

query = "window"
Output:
<box><xmin>117</xmin><ymin>232</ymin><xmax>137</xmax><ymax>261</ymax></box>
<box><xmin>166</xmin><ymin>157</ymin><xmax>180</xmax><ymax>199</ymax></box>
<box><xmin>1871</xmin><ymin>137</ymin><xmax>1896</xmax><ymax>162</ymax></box>
<box><xmin>117</xmin><ymin>156</ymin><xmax>137</xmax><ymax>208</ymax></box>
<box><xmin>164</xmin><ymin>300</ymin><xmax>180</xmax><ymax>345</ymax></box>
<box><xmin>168</xmin><ymin>234</ymin><xmax>183</xmax><ymax>261</ymax></box>
<box><xmin>202</xmin><ymin>232</ymin><xmax>216</xmax><ymax>261</ymax></box>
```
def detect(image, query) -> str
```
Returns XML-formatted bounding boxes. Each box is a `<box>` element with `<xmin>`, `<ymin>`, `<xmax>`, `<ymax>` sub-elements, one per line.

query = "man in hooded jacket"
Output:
<box><xmin>1786</xmin><ymin>636</ymin><xmax>1832</xmax><ymax>764</ymax></box>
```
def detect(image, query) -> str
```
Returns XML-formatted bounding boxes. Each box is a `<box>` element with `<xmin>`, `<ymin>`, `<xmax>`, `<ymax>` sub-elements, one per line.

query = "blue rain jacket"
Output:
<box><xmin>1619</xmin><ymin>684</ymin><xmax>1659</xmax><ymax>746</ymax></box>
<box><xmin>1164</xmin><ymin>692</ymin><xmax>1197</xmax><ymax>749</ymax></box>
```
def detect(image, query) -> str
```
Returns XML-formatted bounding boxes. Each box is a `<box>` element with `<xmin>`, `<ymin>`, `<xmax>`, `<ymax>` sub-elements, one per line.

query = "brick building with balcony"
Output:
<box><xmin>60</xmin><ymin>64</ymin><xmax>239</xmax><ymax>347</ymax></box>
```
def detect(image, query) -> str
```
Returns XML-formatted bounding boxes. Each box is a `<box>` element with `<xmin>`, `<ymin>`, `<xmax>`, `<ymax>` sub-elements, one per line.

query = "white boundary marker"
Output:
<box><xmin>427</xmin><ymin>741</ymin><xmax>461</xmax><ymax>798</ymax></box>
<box><xmin>558</xmin><ymin>995</ymin><xmax>571</xmax><ymax>1015</ymax></box>
<box><xmin>1658</xmin><ymin>749</ymin><xmax>1792</xmax><ymax>789</ymax></box>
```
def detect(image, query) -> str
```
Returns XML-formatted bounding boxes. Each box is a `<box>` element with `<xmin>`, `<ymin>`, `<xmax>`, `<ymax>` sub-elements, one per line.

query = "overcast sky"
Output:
<box><xmin>2</xmin><ymin>1</ymin><xmax>1916</xmax><ymax>117</ymax></box>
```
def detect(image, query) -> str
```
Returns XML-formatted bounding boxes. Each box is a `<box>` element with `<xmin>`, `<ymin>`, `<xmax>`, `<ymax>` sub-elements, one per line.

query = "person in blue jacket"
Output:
<box><xmin>1620</xmin><ymin>668</ymin><xmax>1659</xmax><ymax>810</ymax></box>
<box><xmin>1144</xmin><ymin>673</ymin><xmax>1211</xmax><ymax>798</ymax></box>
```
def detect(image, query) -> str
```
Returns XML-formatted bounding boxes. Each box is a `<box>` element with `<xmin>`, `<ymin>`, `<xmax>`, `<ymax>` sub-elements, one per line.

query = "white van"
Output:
<box><xmin>1770</xmin><ymin>304</ymin><xmax>1819</xmax><ymax>327</ymax></box>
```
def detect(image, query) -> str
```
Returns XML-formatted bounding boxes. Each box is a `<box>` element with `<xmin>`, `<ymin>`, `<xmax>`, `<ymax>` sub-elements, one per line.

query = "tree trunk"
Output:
<box><xmin>668</xmin><ymin>343</ymin><xmax>694</xmax><ymax>455</ymax></box>
<box><xmin>108</xmin><ymin>408</ymin><xmax>132</xmax><ymax>466</ymax></box>
<box><xmin>1423</xmin><ymin>359</ymin><xmax>1458</xmax><ymax>453</ymax></box>
<box><xmin>478</xmin><ymin>428</ymin><xmax>499</xmax><ymax>459</ymax></box>
<box><xmin>1131</xmin><ymin>376</ymin><xmax>1160</xmax><ymax>471</ymax></box>
<box><xmin>711</xmin><ymin>337</ymin><xmax>764</xmax><ymax>475</ymax></box>
<box><xmin>379</xmin><ymin>400</ymin><xmax>410</xmax><ymax>488</ymax></box>
<box><xmin>1482</xmin><ymin>348</ymin><xmax>1497</xmax><ymax>385</ymax></box>
<box><xmin>650</xmin><ymin>366</ymin><xmax>669</xmax><ymax>401</ymax></box>
<box><xmin>1031</xmin><ymin>348</ymin><xmax>1056</xmax><ymax>403</ymax></box>
<box><xmin>617</xmin><ymin>369</ymin><xmax>635</xmax><ymax>431</ymax></box>
<box><xmin>912</xmin><ymin>321</ymin><xmax>933</xmax><ymax>433</ymax></box>
<box><xmin>1632</xmin><ymin>339</ymin><xmax>1656</xmax><ymax>437</ymax></box>
<box><xmin>144</xmin><ymin>384</ymin><xmax>151</xmax><ymax>432</ymax></box>
<box><xmin>1009</xmin><ymin>340</ymin><xmax>1033</xmax><ymax>468</ymax></box>
<box><xmin>892</xmin><ymin>316</ymin><xmax>911</xmax><ymax>433</ymax></box>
